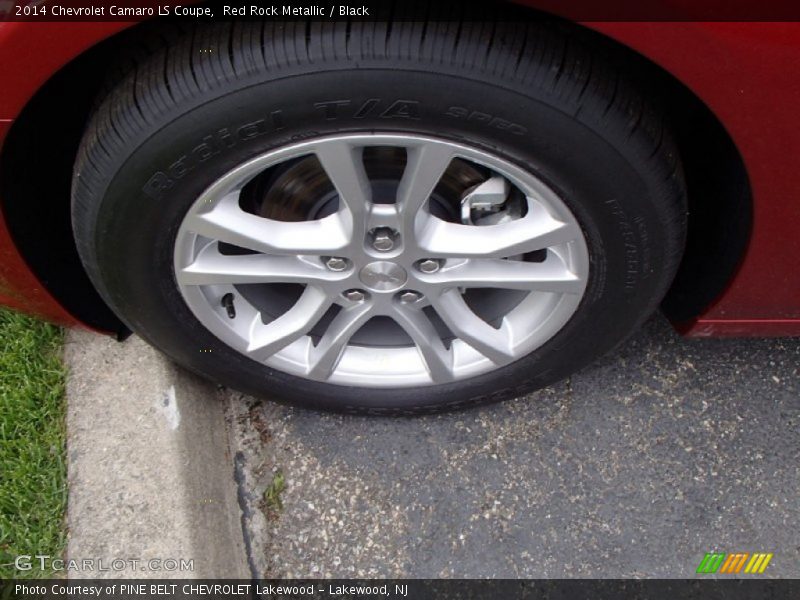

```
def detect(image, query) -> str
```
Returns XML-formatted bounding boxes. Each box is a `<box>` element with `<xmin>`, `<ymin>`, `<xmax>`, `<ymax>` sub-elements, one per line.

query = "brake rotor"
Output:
<box><xmin>247</xmin><ymin>147</ymin><xmax>487</xmax><ymax>223</ymax></box>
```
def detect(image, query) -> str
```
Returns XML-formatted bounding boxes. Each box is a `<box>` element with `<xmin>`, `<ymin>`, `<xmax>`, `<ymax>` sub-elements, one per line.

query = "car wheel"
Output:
<box><xmin>72</xmin><ymin>19</ymin><xmax>686</xmax><ymax>414</ymax></box>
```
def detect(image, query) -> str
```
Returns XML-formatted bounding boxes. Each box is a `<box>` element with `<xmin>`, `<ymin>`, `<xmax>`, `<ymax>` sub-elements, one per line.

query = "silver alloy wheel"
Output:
<box><xmin>173</xmin><ymin>134</ymin><xmax>589</xmax><ymax>387</ymax></box>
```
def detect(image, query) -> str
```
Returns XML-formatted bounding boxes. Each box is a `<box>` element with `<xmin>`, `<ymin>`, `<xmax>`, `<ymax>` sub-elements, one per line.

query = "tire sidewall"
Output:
<box><xmin>86</xmin><ymin>68</ymin><xmax>677</xmax><ymax>412</ymax></box>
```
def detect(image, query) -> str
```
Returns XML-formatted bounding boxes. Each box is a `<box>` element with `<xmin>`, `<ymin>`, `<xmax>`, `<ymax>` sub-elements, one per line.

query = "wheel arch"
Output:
<box><xmin>0</xmin><ymin>12</ymin><xmax>751</xmax><ymax>331</ymax></box>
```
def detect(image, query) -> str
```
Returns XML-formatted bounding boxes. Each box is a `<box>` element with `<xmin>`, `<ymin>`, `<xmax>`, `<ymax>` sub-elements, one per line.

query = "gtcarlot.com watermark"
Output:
<box><xmin>13</xmin><ymin>554</ymin><xmax>194</xmax><ymax>573</ymax></box>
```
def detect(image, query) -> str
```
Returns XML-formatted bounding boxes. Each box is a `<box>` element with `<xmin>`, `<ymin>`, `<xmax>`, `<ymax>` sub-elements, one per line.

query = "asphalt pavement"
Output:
<box><xmin>227</xmin><ymin>315</ymin><xmax>800</xmax><ymax>578</ymax></box>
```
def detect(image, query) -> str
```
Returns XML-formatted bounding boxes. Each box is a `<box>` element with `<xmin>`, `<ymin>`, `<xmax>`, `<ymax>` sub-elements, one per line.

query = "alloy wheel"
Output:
<box><xmin>173</xmin><ymin>134</ymin><xmax>589</xmax><ymax>387</ymax></box>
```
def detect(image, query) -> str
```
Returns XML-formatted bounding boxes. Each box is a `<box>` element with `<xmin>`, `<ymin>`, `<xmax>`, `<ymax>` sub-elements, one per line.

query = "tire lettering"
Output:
<box><xmin>444</xmin><ymin>105</ymin><xmax>527</xmax><ymax>135</ymax></box>
<box><xmin>445</xmin><ymin>106</ymin><xmax>468</xmax><ymax>118</ymax></box>
<box><xmin>141</xmin><ymin>117</ymin><xmax>283</xmax><ymax>199</ymax></box>
<box><xmin>314</xmin><ymin>100</ymin><xmax>351</xmax><ymax>120</ymax></box>
<box><xmin>237</xmin><ymin>118</ymin><xmax>269</xmax><ymax>140</ymax></box>
<box><xmin>605</xmin><ymin>199</ymin><xmax>640</xmax><ymax>290</ymax></box>
<box><xmin>354</xmin><ymin>98</ymin><xmax>380</xmax><ymax>119</ymax></box>
<box><xmin>379</xmin><ymin>100</ymin><xmax>420</xmax><ymax>120</ymax></box>
<box><xmin>143</xmin><ymin>171</ymin><xmax>173</xmax><ymax>199</ymax></box>
<box><xmin>312</xmin><ymin>99</ymin><xmax>420</xmax><ymax>121</ymax></box>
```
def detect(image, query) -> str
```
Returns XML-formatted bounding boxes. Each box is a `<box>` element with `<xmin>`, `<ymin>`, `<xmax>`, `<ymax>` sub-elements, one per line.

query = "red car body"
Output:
<box><xmin>1</xmin><ymin>17</ymin><xmax>799</xmax><ymax>337</ymax></box>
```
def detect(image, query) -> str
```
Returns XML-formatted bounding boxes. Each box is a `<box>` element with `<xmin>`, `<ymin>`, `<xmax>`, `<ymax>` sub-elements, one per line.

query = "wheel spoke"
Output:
<box><xmin>246</xmin><ymin>287</ymin><xmax>331</xmax><ymax>361</ymax></box>
<box><xmin>397</xmin><ymin>142</ymin><xmax>454</xmax><ymax>233</ymax></box>
<box><xmin>390</xmin><ymin>304</ymin><xmax>454</xmax><ymax>383</ymax></box>
<box><xmin>177</xmin><ymin>242</ymin><xmax>348</xmax><ymax>286</ymax></box>
<box><xmin>431</xmin><ymin>289</ymin><xmax>515</xmax><ymax>364</ymax></box>
<box><xmin>307</xmin><ymin>303</ymin><xmax>373</xmax><ymax>379</ymax></box>
<box><xmin>314</xmin><ymin>141</ymin><xmax>372</xmax><ymax>243</ymax></box>
<box><xmin>420</xmin><ymin>253</ymin><xmax>583</xmax><ymax>293</ymax></box>
<box><xmin>184</xmin><ymin>192</ymin><xmax>350</xmax><ymax>255</ymax></box>
<box><xmin>416</xmin><ymin>201</ymin><xmax>581</xmax><ymax>258</ymax></box>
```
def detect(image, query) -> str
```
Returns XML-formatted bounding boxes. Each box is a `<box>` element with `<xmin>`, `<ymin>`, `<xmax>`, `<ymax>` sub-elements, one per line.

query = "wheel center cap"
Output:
<box><xmin>359</xmin><ymin>261</ymin><xmax>407</xmax><ymax>292</ymax></box>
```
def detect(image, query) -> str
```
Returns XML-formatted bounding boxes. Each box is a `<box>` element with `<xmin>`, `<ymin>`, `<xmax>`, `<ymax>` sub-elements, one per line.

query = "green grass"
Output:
<box><xmin>261</xmin><ymin>470</ymin><xmax>286</xmax><ymax>520</ymax></box>
<box><xmin>0</xmin><ymin>309</ymin><xmax>66</xmax><ymax>579</ymax></box>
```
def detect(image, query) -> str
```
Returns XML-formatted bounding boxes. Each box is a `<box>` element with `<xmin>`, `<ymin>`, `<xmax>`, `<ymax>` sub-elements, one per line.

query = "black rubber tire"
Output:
<box><xmin>72</xmin><ymin>18</ymin><xmax>686</xmax><ymax>415</ymax></box>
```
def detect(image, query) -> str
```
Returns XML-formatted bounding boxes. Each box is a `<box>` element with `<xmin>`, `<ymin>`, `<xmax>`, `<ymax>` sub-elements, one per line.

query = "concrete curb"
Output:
<box><xmin>64</xmin><ymin>330</ymin><xmax>249</xmax><ymax>579</ymax></box>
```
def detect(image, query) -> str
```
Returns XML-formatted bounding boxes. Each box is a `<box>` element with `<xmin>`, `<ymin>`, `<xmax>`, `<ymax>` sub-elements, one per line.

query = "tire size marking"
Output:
<box><xmin>604</xmin><ymin>198</ymin><xmax>642</xmax><ymax>291</ymax></box>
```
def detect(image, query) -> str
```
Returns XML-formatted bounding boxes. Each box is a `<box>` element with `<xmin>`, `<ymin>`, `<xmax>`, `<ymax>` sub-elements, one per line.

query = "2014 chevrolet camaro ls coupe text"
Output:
<box><xmin>1</xmin><ymin>4</ymin><xmax>798</xmax><ymax>412</ymax></box>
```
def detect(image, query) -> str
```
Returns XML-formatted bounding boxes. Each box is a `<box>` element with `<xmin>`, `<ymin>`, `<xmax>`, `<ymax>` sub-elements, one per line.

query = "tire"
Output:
<box><xmin>72</xmin><ymin>18</ymin><xmax>686</xmax><ymax>415</ymax></box>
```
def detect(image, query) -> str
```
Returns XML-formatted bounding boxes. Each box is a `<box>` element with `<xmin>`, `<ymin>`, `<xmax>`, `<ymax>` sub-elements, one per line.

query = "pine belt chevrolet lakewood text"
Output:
<box><xmin>1</xmin><ymin>3</ymin><xmax>798</xmax><ymax>413</ymax></box>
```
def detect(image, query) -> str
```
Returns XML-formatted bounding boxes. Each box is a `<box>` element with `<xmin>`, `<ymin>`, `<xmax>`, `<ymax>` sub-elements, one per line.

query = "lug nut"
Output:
<box><xmin>399</xmin><ymin>291</ymin><xmax>423</xmax><ymax>303</ymax></box>
<box><xmin>324</xmin><ymin>256</ymin><xmax>349</xmax><ymax>271</ymax></box>
<box><xmin>371</xmin><ymin>228</ymin><xmax>397</xmax><ymax>252</ymax></box>
<box><xmin>343</xmin><ymin>289</ymin><xmax>367</xmax><ymax>302</ymax></box>
<box><xmin>417</xmin><ymin>259</ymin><xmax>441</xmax><ymax>274</ymax></box>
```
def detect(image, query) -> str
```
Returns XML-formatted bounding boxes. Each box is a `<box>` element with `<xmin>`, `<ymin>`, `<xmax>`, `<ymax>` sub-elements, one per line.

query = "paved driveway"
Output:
<box><xmin>228</xmin><ymin>315</ymin><xmax>800</xmax><ymax>578</ymax></box>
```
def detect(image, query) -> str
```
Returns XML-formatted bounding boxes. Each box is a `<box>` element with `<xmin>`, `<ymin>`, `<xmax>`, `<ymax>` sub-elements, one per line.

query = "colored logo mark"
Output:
<box><xmin>696</xmin><ymin>552</ymin><xmax>773</xmax><ymax>574</ymax></box>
